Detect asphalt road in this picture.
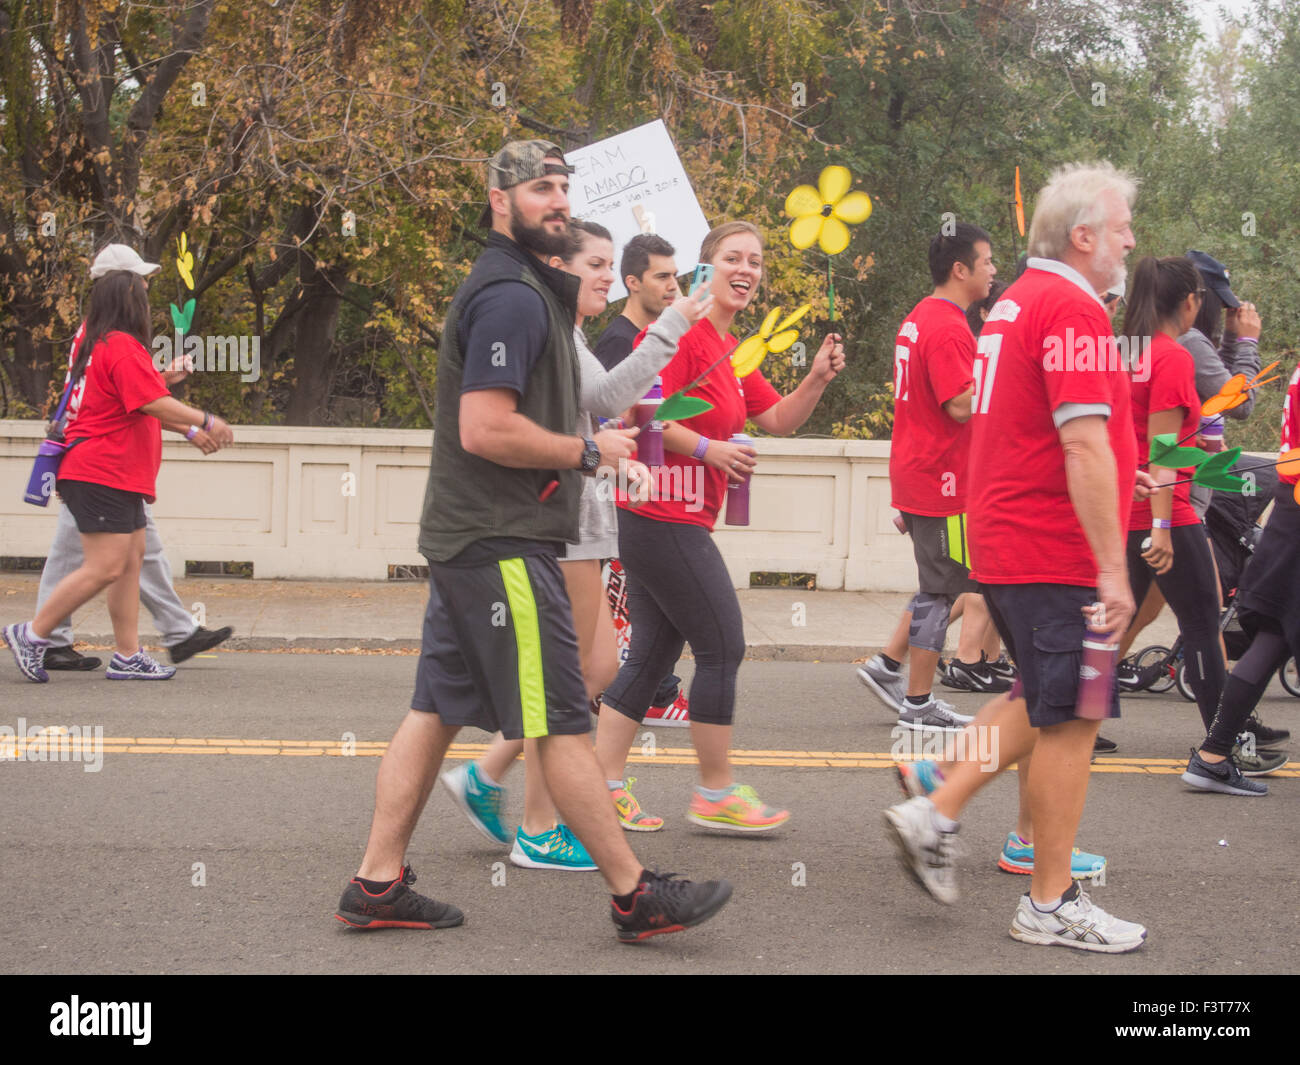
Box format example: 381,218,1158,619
1,653,1297,975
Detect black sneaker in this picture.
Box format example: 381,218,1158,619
1241,714,1289,749
44,646,103,671
1181,749,1266,796
611,870,732,943
984,653,1017,682
169,626,234,664
335,865,464,930
1093,735,1118,754
941,657,1012,693
1231,740,1288,777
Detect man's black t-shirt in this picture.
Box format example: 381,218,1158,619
592,314,641,371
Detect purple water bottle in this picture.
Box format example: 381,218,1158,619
724,432,753,526
1076,601,1118,720
634,377,664,466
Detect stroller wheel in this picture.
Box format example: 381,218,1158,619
1175,660,1197,702
1134,644,1177,694
1280,657,1300,698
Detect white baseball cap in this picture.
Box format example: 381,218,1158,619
90,243,161,279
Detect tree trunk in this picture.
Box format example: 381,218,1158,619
283,263,347,425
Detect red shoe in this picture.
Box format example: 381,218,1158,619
645,691,690,727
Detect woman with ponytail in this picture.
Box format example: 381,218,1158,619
1119,256,1226,740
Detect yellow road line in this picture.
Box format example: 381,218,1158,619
2,738,1296,776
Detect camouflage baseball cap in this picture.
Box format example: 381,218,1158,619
478,139,574,228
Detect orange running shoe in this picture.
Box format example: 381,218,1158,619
611,777,665,832
686,784,789,833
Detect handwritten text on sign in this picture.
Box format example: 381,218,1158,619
566,120,710,301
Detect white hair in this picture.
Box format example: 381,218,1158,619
1027,161,1139,260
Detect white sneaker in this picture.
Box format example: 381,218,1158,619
857,654,908,714
882,796,961,904
1009,884,1147,953
897,695,973,732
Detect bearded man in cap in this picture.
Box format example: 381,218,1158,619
335,141,732,943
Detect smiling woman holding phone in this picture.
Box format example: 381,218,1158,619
593,220,846,834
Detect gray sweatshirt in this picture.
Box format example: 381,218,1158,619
1177,326,1261,516
566,305,692,560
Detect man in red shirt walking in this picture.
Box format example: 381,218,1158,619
884,162,1153,952
859,224,1002,732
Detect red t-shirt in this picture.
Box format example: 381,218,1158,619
889,297,975,516
61,330,170,501
967,265,1137,586
620,318,781,530
1280,362,1300,487
1128,333,1200,529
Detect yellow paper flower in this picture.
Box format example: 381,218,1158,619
731,304,812,377
176,232,195,291
785,166,872,255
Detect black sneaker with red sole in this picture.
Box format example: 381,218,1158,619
335,865,464,930
611,870,732,943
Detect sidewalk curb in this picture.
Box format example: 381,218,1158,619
70,633,870,662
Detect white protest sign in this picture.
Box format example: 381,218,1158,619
566,119,711,302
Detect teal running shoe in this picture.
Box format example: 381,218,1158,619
997,832,1107,881
440,762,509,845
509,824,598,871
895,759,944,799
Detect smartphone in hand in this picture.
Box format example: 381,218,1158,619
690,264,714,296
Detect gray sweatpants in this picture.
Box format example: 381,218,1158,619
36,503,196,649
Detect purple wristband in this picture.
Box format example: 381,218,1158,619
186,425,199,441
693,436,710,460
203,411,214,431
1239,336,1258,344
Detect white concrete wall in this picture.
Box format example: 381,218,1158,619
0,420,917,590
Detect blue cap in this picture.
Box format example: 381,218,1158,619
1186,250,1240,308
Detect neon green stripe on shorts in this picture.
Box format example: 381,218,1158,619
498,557,548,738
946,512,970,569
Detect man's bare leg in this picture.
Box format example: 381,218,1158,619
357,711,461,882
885,610,911,663
1025,717,1100,904
930,693,1037,821
538,732,642,895
954,593,991,666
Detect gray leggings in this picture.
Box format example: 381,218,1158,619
601,508,745,726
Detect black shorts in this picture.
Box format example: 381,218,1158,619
57,479,147,534
411,552,590,740
981,582,1121,727
901,511,977,597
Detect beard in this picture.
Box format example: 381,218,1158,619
1094,246,1128,291
509,199,570,258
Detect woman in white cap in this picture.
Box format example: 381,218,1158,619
3,248,234,682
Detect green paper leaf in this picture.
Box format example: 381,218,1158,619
1148,432,1207,470
1193,467,1247,491
1198,447,1242,478
655,392,713,422
1188,447,1245,491
170,298,196,333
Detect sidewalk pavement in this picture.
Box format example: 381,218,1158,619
0,572,1181,663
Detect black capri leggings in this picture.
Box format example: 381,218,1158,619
601,508,745,726
1126,524,1225,731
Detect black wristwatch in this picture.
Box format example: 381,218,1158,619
578,436,600,473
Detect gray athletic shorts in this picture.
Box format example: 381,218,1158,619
901,511,978,597
412,552,591,740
